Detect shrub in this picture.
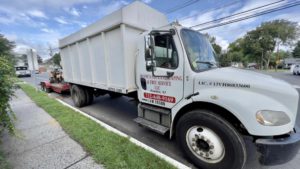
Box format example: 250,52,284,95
0,55,16,134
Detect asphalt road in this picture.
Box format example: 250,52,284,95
20,71,300,169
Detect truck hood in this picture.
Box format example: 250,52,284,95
194,67,299,116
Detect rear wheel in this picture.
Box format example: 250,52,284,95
84,88,94,106
71,85,86,107
176,109,246,169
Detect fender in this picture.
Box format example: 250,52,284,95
170,88,294,138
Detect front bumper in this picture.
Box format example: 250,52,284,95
256,129,300,165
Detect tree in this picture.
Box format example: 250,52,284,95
261,20,299,69
204,33,222,55
293,41,300,58
0,34,14,56
227,19,299,69
227,38,249,66
37,55,43,64
0,34,16,134
52,53,61,66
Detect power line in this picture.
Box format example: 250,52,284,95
164,0,200,14
190,0,286,28
179,0,240,22
196,1,300,31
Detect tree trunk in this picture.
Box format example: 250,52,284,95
275,42,281,72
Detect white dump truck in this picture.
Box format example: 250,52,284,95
60,2,300,169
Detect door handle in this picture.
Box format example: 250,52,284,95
166,71,174,77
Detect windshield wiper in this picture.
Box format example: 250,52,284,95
196,61,216,66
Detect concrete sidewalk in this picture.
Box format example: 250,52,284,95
0,89,104,169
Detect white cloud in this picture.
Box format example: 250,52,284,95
64,7,80,16
142,0,152,4
54,17,68,24
13,44,32,54
41,28,54,33
99,0,129,16
27,10,48,19
1,0,99,10
180,10,215,28
215,36,229,50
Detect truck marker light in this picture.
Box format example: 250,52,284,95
210,95,218,100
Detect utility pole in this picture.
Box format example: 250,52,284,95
48,45,53,58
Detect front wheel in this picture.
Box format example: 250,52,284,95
176,110,246,169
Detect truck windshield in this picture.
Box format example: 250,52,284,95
181,29,217,72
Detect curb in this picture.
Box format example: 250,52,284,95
56,99,191,169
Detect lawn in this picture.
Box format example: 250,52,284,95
20,84,175,169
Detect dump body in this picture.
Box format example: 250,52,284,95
59,1,168,94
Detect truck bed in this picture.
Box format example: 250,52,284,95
59,1,167,94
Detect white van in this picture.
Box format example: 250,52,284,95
15,66,31,77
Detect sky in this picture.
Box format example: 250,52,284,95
0,0,299,59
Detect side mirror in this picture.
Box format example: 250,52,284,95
146,60,156,71
145,35,156,72
145,36,153,60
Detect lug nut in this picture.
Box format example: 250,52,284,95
209,151,213,154
210,145,214,149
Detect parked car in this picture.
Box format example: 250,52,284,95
15,66,31,77
292,64,300,75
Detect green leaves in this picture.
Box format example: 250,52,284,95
293,41,300,58
227,19,299,69
0,34,16,135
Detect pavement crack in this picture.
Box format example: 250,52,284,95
14,135,68,156
63,154,89,169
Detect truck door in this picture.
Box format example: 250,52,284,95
139,30,184,109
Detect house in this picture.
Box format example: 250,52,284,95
283,58,300,69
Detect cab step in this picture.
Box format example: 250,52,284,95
134,117,169,135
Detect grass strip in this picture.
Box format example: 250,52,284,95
20,84,175,169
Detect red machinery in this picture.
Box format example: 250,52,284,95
40,68,70,93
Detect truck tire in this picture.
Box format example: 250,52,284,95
84,88,94,106
71,85,86,107
176,109,246,169
41,83,51,93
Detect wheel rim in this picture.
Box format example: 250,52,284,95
186,126,225,163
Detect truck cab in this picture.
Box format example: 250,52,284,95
135,23,300,169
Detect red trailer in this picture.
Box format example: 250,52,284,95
40,68,70,93
40,81,70,93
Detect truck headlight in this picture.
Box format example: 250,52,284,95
256,110,291,126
